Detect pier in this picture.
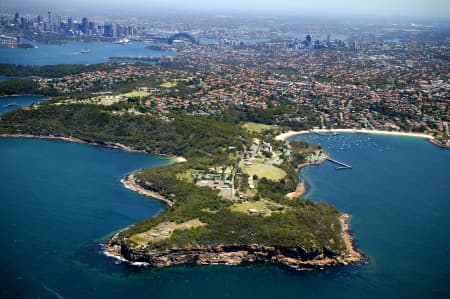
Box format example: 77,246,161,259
326,158,352,170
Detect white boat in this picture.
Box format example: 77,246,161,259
116,38,131,45
81,48,91,54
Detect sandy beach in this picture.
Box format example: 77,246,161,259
285,155,328,199
286,180,306,199
276,129,435,141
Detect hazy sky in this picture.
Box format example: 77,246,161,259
2,0,450,18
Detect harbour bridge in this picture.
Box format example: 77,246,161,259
167,32,197,44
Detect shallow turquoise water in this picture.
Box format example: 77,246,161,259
0,134,449,298
0,41,175,65
0,95,48,115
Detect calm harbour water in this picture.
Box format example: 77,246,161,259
0,41,175,65
0,95,48,115
0,134,448,298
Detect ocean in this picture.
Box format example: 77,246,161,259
0,134,448,298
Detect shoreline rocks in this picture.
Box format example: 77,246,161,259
104,214,364,270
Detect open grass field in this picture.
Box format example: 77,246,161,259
230,199,271,215
121,91,151,98
130,219,206,245
230,199,287,216
243,164,286,181
160,81,177,88
242,122,274,133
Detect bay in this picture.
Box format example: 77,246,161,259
291,133,450,298
0,95,48,115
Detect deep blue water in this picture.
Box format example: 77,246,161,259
0,134,448,298
0,95,48,115
0,138,169,298
0,76,10,82
292,133,450,298
0,41,176,65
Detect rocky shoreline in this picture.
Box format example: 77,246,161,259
104,213,363,270
122,173,174,206
428,138,450,149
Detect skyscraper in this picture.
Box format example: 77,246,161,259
103,22,113,38
67,17,73,31
14,12,20,24
81,17,88,34
89,21,96,35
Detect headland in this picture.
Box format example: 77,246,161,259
0,94,363,271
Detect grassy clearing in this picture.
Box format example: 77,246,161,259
176,170,193,183
121,91,151,98
243,164,286,181
230,199,286,216
242,122,274,133
160,81,177,88
130,219,206,245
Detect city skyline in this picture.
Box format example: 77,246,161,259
1,0,450,18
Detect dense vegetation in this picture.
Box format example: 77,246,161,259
0,78,59,96
119,164,344,252
221,106,320,130
0,102,248,163
290,140,322,166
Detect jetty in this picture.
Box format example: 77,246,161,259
326,158,352,170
